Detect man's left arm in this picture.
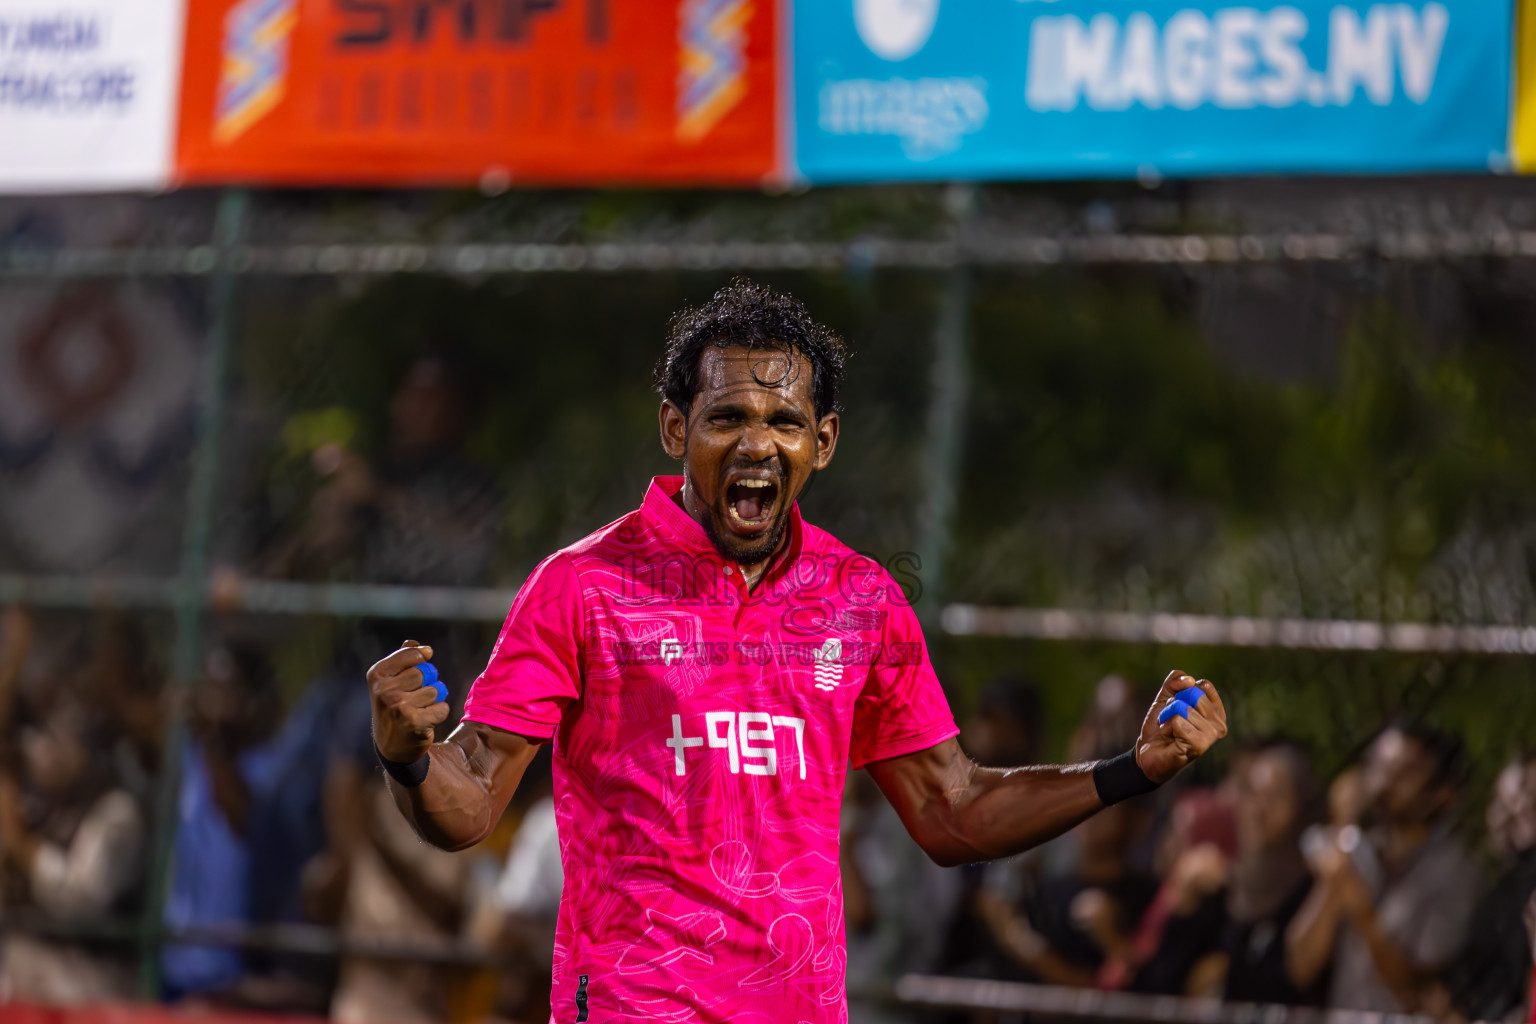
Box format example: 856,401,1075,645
866,671,1227,867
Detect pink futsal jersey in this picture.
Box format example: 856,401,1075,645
463,476,958,1024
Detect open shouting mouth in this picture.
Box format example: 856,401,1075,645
722,469,781,536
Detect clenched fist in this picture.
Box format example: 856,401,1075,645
1135,670,1228,784
367,640,449,763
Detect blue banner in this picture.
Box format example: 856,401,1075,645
792,0,1511,182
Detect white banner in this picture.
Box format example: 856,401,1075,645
0,1,184,192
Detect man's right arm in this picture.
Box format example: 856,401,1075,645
368,641,542,851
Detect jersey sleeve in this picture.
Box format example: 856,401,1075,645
849,591,958,768
463,552,585,739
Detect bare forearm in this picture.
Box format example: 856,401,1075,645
950,763,1105,862
1285,882,1343,990
872,675,1227,869
1353,911,1423,1009
873,747,1104,867
386,720,540,852
388,733,506,851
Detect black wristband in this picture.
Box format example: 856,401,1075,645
1092,749,1159,806
375,744,430,788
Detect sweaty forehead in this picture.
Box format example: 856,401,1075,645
695,346,815,409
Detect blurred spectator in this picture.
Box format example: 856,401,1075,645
471,751,562,957
843,769,964,1024
305,761,471,1024
220,352,504,1012
1095,788,1235,994
1288,722,1479,1013
962,674,1043,769
0,605,27,728
252,349,502,827
1526,897,1536,1024
1067,674,1144,765
1421,753,1536,1022
1189,741,1324,1004
75,612,164,794
229,652,377,1014
975,795,1156,987
969,674,1155,987
160,641,285,1001
936,675,1044,983
244,654,374,933
267,354,500,589
1041,674,1151,880
844,677,1042,1019
1293,766,1373,920
465,748,563,1023
1326,766,1367,834
0,607,145,1003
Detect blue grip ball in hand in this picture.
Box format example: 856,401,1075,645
418,661,448,704
1157,685,1206,725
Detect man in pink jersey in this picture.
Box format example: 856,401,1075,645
366,279,1228,1023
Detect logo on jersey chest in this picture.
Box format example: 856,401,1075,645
659,637,684,665
812,638,843,692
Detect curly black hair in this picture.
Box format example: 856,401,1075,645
653,277,848,421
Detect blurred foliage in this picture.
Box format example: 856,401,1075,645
947,263,1536,807
234,269,947,579
218,191,1536,811
957,266,1536,626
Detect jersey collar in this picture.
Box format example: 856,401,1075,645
641,475,805,580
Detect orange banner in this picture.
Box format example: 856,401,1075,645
176,0,778,187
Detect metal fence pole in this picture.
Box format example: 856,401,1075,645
914,186,975,620
138,188,250,997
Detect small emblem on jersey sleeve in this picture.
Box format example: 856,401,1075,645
575,973,589,1022
812,638,843,692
